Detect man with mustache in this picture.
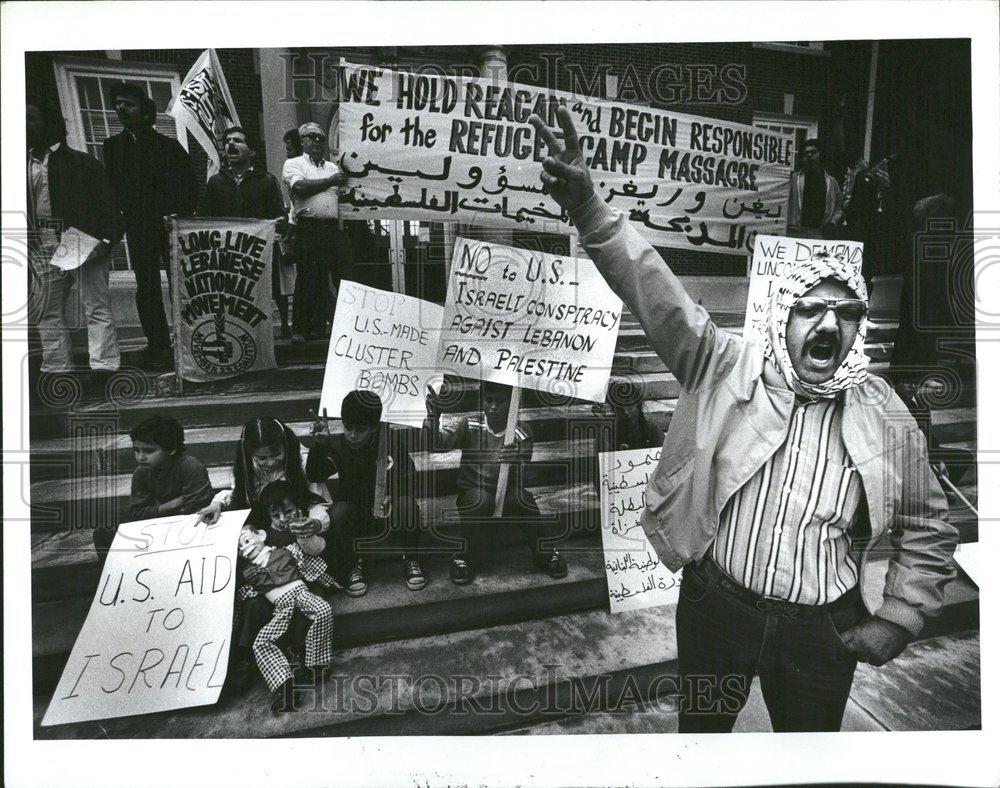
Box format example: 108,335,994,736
201,127,290,337
529,108,957,733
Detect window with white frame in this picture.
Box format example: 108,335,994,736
753,113,818,171
53,57,186,163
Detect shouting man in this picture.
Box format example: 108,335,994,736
529,108,957,733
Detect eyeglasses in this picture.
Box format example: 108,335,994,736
790,297,868,324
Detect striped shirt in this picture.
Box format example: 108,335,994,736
712,397,863,605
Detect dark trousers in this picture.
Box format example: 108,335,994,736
327,495,421,582
676,558,865,733
293,219,351,337
454,486,559,564
126,224,171,352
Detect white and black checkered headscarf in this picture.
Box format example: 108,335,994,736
762,254,869,399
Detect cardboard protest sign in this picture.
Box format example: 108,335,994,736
335,61,793,256
598,448,680,613
170,217,278,382
744,235,864,345
320,281,444,427
437,238,621,403
168,48,241,176
42,511,247,727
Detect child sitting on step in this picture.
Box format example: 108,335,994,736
93,415,214,565
228,479,334,692
307,390,426,596
424,380,567,586
238,521,335,715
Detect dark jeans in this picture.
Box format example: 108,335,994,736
454,486,560,564
327,495,421,582
293,219,352,337
676,558,865,733
126,223,171,352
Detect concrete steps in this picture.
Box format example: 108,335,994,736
33,558,979,738
30,482,601,603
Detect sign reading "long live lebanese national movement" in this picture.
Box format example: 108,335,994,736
335,61,794,255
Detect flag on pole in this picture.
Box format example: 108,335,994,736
168,49,241,177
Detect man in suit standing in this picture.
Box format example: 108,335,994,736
26,103,122,386
103,83,197,369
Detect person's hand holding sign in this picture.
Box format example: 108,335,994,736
528,107,595,212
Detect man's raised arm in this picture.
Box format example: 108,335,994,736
528,108,741,393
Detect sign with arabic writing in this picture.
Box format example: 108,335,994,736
169,216,278,383
335,61,793,256
320,281,444,427
744,235,864,345
598,448,680,613
42,511,247,727
438,238,621,403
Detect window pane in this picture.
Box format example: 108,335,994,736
149,81,172,111
76,75,102,111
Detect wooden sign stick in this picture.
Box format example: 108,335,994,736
493,385,522,518
372,419,389,519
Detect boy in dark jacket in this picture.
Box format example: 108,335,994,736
424,380,567,585
92,415,213,562
307,391,426,595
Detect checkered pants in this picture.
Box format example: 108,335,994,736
253,585,333,692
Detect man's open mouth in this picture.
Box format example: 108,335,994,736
807,337,837,364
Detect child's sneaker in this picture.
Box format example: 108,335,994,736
403,556,427,590
450,556,474,585
540,550,568,579
347,559,368,597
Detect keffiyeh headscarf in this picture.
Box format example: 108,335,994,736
762,253,869,399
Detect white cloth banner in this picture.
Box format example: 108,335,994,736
320,281,444,427
744,235,865,346
168,48,241,177
42,511,247,727
170,216,278,383
336,61,793,255
598,448,680,613
437,238,621,403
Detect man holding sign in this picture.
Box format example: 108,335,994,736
529,108,957,733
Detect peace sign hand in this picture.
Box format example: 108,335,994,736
528,106,594,212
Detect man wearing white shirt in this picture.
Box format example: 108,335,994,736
281,122,349,340
26,103,121,383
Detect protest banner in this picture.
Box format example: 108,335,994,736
744,235,864,345
437,238,621,404
598,448,680,613
170,216,278,383
320,281,444,427
335,61,793,256
41,511,248,727
168,48,241,176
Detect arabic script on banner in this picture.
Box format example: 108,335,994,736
598,448,680,613
335,61,793,255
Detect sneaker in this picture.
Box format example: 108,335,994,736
541,550,568,579
404,556,427,591
450,557,474,585
291,333,306,345
347,559,368,597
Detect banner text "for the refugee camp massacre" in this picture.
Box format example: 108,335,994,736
336,63,794,255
